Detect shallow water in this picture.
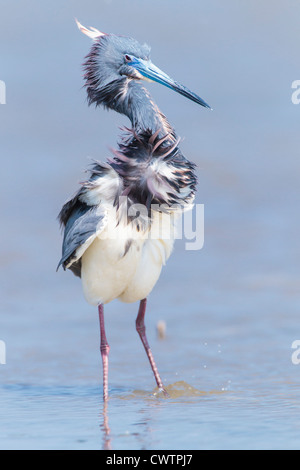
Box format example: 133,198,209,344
1,0,300,450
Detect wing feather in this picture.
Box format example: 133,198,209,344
57,200,107,277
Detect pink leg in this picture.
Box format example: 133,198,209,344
98,304,110,401
136,298,169,397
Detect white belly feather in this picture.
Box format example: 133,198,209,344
81,209,175,306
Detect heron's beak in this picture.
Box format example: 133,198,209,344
130,57,211,109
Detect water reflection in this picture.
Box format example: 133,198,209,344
98,381,227,449
100,402,112,450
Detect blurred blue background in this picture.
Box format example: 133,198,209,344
1,0,300,450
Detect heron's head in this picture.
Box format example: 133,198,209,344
77,19,210,109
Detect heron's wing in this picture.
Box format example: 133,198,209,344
57,201,107,277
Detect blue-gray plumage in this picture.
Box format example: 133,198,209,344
58,20,211,400
58,199,107,278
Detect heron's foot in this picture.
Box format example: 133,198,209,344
158,386,170,398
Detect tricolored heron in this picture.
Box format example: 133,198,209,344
57,20,210,400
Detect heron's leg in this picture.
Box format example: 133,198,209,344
136,298,169,397
98,304,110,401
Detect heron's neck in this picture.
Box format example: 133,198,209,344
105,79,176,142
127,81,174,136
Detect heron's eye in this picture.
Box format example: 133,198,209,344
125,54,133,63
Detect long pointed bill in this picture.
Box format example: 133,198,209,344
129,57,211,109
